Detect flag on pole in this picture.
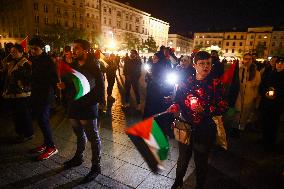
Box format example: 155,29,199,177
125,116,169,173
20,36,28,52
57,60,91,100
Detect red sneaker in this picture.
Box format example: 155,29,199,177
37,147,58,161
30,145,46,153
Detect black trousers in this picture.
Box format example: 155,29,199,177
125,75,140,104
106,72,116,97
9,97,33,137
260,109,281,147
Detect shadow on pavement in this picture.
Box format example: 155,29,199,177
2,166,66,189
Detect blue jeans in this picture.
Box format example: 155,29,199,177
33,105,55,148
69,119,101,168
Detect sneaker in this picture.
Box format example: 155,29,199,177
30,145,46,153
37,147,58,161
63,156,84,168
80,167,101,183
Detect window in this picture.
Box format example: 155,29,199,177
225,49,228,53
56,7,61,14
104,7,107,12
240,42,243,46
117,20,121,28
279,42,282,47
44,16,48,25
250,35,254,39
108,19,111,25
56,19,61,25
232,49,235,53
136,17,139,23
232,42,235,46
241,35,244,39
226,42,229,46
34,15,39,23
250,41,253,46
80,2,83,7
129,24,132,31
239,49,242,53
273,36,277,39
272,42,275,46
125,23,128,30
34,3,38,10
227,35,230,39
234,35,236,39
87,13,89,17
103,17,106,24
72,1,75,5
117,11,121,17
135,25,139,32
109,8,111,14
44,4,48,12
258,35,261,39
126,14,128,20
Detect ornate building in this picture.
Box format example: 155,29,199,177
168,34,193,56
0,0,169,53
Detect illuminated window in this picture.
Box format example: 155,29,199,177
34,3,38,10
232,42,235,46
240,42,243,46
232,49,235,53
44,4,48,12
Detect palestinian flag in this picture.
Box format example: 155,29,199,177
125,117,169,173
20,36,28,52
57,59,91,100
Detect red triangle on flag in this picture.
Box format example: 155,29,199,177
125,117,154,140
20,37,28,52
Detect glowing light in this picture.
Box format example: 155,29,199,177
45,45,50,52
144,63,151,73
166,72,178,85
108,40,116,49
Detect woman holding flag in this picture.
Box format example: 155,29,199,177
168,51,228,189
57,39,105,183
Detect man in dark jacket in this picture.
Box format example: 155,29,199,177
29,36,58,160
57,39,104,183
210,50,224,78
122,49,142,109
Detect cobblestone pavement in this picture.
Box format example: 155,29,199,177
0,69,284,189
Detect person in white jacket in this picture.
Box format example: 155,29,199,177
235,53,261,130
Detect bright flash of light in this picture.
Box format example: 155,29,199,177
144,64,151,73
109,41,116,49
166,72,178,85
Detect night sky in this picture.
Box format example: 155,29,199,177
117,0,284,35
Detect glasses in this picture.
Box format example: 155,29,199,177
197,62,211,67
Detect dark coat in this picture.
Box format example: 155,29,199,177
30,52,57,106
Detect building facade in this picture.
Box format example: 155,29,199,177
193,26,283,59
168,34,193,56
148,17,169,48
222,32,247,58
193,32,224,49
100,0,150,52
0,0,169,53
0,0,101,49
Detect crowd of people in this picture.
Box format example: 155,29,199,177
0,36,284,188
